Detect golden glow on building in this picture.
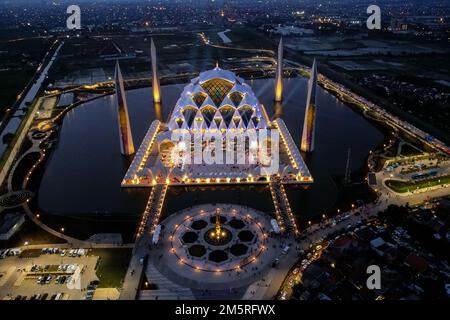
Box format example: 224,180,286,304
275,77,283,102
151,38,161,103
301,59,318,153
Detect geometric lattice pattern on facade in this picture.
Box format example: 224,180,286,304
200,78,233,106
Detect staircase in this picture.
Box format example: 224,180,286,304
138,263,194,300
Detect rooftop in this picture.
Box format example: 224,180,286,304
0,213,25,235
167,66,268,131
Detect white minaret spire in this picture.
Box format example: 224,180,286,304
114,61,135,155
274,37,283,102
301,58,318,153
151,37,161,103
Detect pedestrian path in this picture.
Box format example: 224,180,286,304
139,263,194,300
270,178,299,235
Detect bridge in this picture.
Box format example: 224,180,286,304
269,176,299,236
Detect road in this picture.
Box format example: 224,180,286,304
118,240,147,300
319,75,450,156
274,180,449,300
0,40,64,157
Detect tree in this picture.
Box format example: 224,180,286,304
377,204,408,226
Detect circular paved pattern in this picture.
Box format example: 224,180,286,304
30,131,47,140
152,203,281,289
170,208,266,272
0,190,33,209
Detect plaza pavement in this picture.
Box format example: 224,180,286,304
119,239,147,300
150,204,280,291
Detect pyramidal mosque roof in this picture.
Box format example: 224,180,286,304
167,66,268,131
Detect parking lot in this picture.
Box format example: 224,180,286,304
0,248,100,300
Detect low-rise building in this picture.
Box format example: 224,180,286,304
0,213,25,240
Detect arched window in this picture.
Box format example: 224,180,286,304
200,105,216,127
181,105,198,128
238,105,254,126
192,92,207,107
229,91,243,106
219,105,235,127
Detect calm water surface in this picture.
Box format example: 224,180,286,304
38,77,384,220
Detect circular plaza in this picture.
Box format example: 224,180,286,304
0,190,34,210
151,204,281,289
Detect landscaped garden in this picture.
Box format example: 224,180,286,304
385,175,450,193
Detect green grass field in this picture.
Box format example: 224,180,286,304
90,249,132,288
386,175,450,193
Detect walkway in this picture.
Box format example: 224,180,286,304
217,30,232,44
199,32,274,56
270,177,299,235
120,184,168,300
7,130,50,191
136,184,168,238
242,233,298,300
